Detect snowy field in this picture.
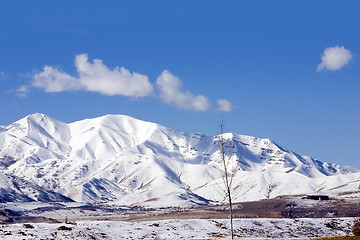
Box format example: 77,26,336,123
0,217,356,239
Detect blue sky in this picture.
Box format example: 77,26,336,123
0,1,359,168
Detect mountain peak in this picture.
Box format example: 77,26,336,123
15,112,53,124
0,113,359,206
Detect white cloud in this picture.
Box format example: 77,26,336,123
33,66,82,92
32,54,153,98
0,72,6,80
75,54,153,97
28,54,233,112
155,70,212,111
13,85,30,98
0,71,11,81
217,99,233,112
317,46,352,71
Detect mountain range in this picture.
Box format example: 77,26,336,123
0,113,359,207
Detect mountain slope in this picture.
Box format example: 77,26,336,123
0,113,359,206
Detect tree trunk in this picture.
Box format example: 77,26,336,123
228,190,234,239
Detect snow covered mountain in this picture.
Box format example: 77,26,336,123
0,113,359,206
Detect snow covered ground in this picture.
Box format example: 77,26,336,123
0,217,356,239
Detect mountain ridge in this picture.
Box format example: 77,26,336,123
0,113,359,207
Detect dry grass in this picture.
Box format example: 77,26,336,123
312,237,360,240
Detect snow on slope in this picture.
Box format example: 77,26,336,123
0,113,359,206
0,171,72,202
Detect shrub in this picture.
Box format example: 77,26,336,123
23,223,34,229
57,225,72,231
353,218,360,237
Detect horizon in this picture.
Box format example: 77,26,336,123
0,1,359,168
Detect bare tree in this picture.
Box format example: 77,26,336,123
217,120,241,240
